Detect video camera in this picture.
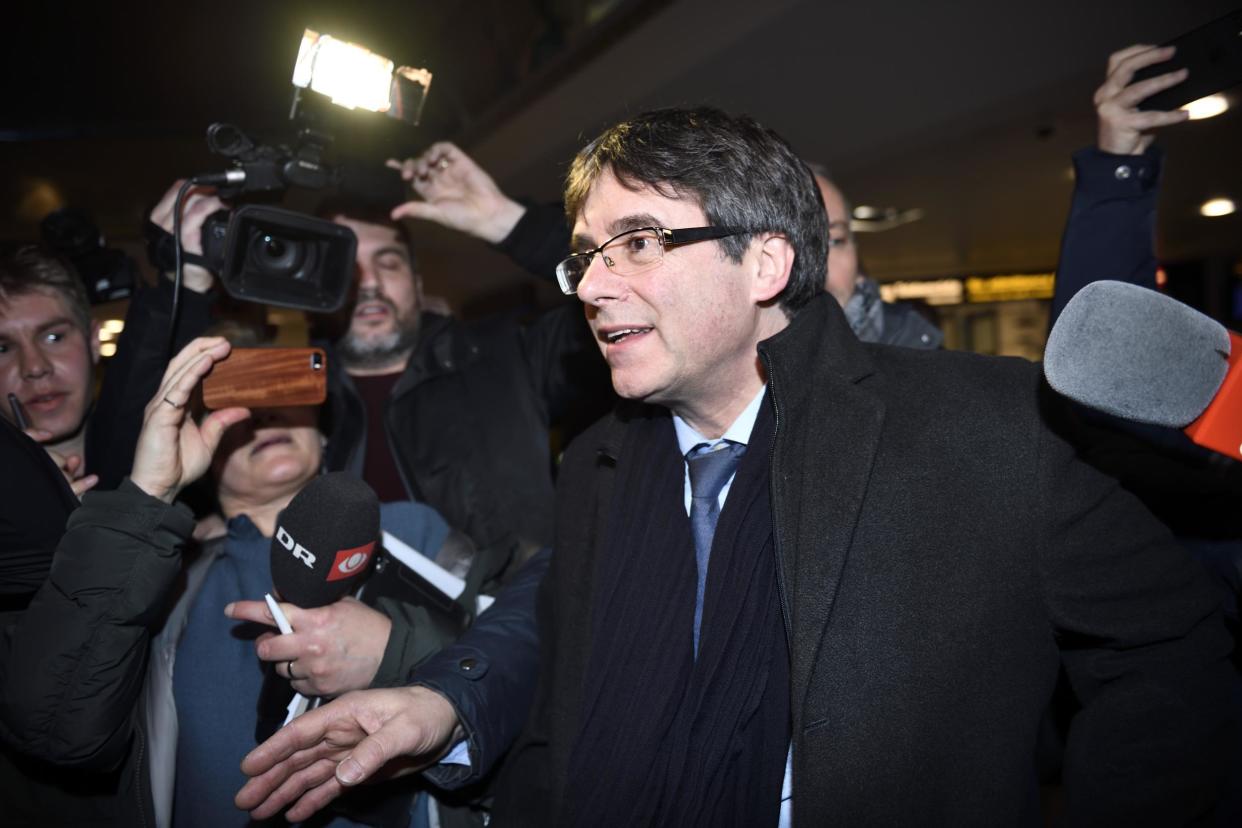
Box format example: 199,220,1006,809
150,29,431,313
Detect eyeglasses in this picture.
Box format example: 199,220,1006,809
555,226,745,295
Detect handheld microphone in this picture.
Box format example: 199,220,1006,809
257,472,380,741
269,472,381,606
1044,280,1242,459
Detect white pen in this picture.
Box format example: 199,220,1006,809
264,592,294,634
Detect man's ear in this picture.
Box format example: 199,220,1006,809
751,233,794,304
89,320,102,365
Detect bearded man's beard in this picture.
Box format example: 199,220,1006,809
338,295,420,371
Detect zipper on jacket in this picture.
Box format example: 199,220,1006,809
135,723,151,828
760,348,794,650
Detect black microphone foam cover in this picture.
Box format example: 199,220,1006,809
270,472,380,608
1044,281,1231,427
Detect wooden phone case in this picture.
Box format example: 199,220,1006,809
202,348,327,409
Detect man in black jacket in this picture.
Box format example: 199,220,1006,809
238,106,1234,827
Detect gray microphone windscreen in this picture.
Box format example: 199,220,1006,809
1044,281,1231,427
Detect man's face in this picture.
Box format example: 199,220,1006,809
0,290,99,441
573,170,766,414
333,216,422,367
816,174,859,307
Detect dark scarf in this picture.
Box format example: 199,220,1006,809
564,402,790,826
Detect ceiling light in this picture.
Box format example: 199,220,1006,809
1181,94,1228,121
100,342,117,358
101,319,124,334
850,207,924,233
1200,198,1236,218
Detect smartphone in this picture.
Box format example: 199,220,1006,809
1135,9,1242,111
202,348,327,410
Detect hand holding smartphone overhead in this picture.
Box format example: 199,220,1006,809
202,348,327,410
1133,9,1242,111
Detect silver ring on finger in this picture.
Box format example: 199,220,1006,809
286,660,299,681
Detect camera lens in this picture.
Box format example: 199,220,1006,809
248,231,310,279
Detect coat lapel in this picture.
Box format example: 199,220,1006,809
761,295,886,717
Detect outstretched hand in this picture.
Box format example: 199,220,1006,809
1095,45,1190,156
129,337,250,503
225,596,393,697
235,686,462,822
387,142,526,244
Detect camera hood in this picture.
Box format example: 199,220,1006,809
216,205,357,312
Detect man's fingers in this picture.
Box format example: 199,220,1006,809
1099,45,1173,103
248,757,342,821
1128,108,1192,131
1114,67,1188,109
197,407,251,455
241,701,336,776
237,748,332,817
225,598,277,625
283,773,348,823
154,341,231,413
1106,43,1158,76
154,337,230,406
255,632,310,665
391,200,440,223
71,475,99,498
150,179,189,227
337,724,404,785
62,453,83,477
385,157,417,180
1108,44,1173,88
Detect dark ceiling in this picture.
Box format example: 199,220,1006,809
3,0,1239,307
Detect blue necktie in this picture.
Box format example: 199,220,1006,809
687,440,747,655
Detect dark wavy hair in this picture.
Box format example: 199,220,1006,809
565,107,826,314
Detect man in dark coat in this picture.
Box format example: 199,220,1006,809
236,107,1233,826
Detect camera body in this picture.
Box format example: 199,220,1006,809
193,120,368,312
200,205,357,312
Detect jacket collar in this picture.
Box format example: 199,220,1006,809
391,312,480,398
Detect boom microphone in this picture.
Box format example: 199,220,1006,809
1044,280,1242,459
270,471,381,607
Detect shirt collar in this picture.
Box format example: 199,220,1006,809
672,384,767,457
226,513,264,541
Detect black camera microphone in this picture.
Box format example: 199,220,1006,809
1044,280,1241,460
256,472,380,741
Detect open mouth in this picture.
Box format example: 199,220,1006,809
25,392,67,413
353,301,392,320
603,327,653,345
251,434,293,456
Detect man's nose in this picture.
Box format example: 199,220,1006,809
19,345,51,379
355,259,378,291
576,255,626,306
